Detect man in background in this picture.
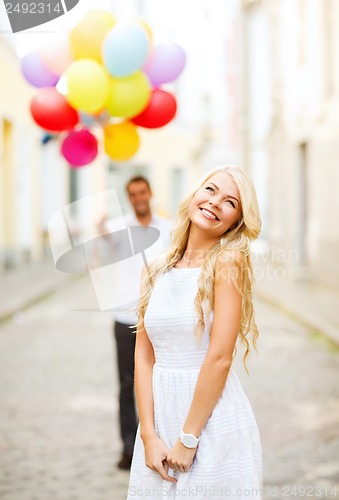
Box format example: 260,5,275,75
97,176,172,469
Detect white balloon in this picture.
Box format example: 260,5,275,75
40,34,73,76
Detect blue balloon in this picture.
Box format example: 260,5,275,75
102,24,149,78
79,112,96,127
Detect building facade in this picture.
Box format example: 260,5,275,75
242,0,339,287
0,31,73,271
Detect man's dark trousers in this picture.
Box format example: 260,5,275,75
114,320,138,455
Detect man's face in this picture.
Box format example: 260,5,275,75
127,181,152,216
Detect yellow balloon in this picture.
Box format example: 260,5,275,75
83,9,115,24
70,10,116,62
133,17,153,43
66,59,110,114
104,122,140,161
106,71,151,118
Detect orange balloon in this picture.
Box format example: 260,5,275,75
104,122,140,161
70,10,116,62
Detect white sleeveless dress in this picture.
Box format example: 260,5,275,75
126,267,263,500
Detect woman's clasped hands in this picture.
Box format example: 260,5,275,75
143,434,197,481
165,438,197,474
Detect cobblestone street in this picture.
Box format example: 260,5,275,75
0,274,338,500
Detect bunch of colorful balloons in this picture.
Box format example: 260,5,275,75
21,10,186,167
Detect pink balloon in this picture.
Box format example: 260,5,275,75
61,128,98,167
40,35,73,76
143,42,186,86
21,50,59,88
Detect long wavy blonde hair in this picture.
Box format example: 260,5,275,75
131,165,262,374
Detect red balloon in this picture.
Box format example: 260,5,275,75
30,87,79,132
61,128,98,167
131,89,177,128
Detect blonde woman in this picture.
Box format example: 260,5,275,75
126,165,263,499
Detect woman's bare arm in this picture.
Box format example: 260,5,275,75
134,266,157,441
134,266,177,482
181,252,243,437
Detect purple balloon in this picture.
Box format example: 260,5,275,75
143,42,186,86
21,50,59,88
61,128,98,168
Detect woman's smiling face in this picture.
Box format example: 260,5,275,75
188,171,242,236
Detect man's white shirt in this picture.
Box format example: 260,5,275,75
101,212,173,325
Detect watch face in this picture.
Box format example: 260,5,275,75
183,435,197,448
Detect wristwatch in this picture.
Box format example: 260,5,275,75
180,428,200,448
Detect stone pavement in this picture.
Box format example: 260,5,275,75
0,261,338,500
253,258,339,347
0,257,75,323
1,255,339,347
0,273,129,500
